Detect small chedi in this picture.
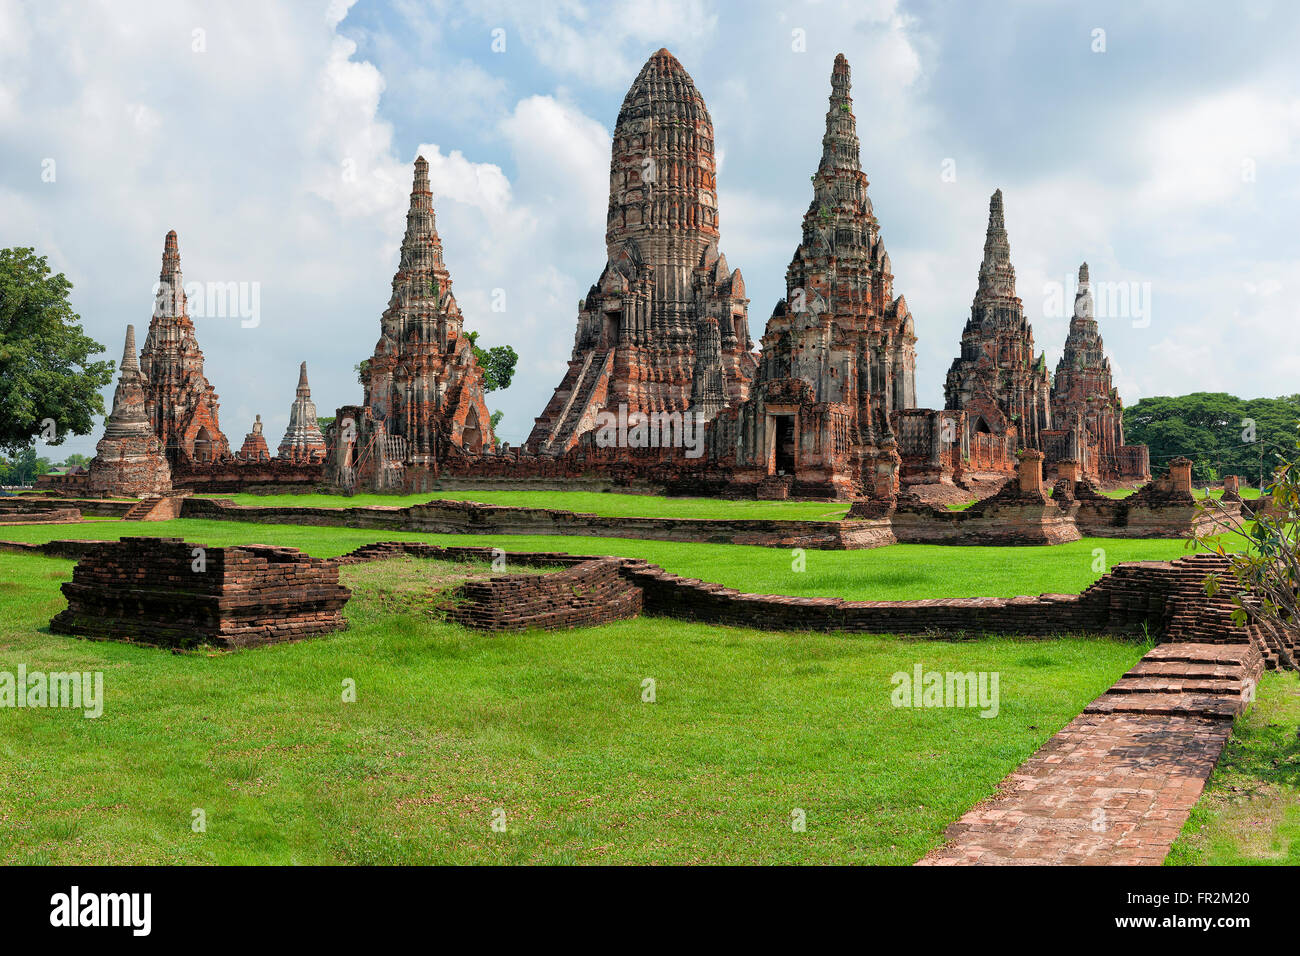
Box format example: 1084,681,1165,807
87,325,172,497
140,230,231,465
712,54,917,500
237,415,271,461
277,362,327,461
525,48,756,456
327,156,496,492
943,189,1052,457
1048,263,1149,482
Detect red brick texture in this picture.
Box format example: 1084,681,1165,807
443,558,643,632
49,537,350,649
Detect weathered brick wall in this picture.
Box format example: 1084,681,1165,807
50,537,350,649
184,495,895,550
0,502,81,522
443,558,643,632
171,458,325,493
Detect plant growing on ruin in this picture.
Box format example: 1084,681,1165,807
1196,428,1300,653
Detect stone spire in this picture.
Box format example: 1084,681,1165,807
139,230,231,465
818,53,862,175
976,189,1017,303
102,325,153,438
278,362,327,461
88,325,172,496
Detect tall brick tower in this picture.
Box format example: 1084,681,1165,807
1050,262,1127,478
526,48,756,455
944,190,1051,449
139,230,231,466
88,325,172,497
277,362,327,462
715,53,917,498
327,157,496,492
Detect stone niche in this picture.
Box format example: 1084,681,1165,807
50,537,350,649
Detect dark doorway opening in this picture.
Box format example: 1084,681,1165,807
774,416,796,475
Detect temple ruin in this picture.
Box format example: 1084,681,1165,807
278,362,327,462
709,54,916,499
140,230,231,466
87,324,172,497
525,48,756,456
944,189,1052,456
327,156,497,492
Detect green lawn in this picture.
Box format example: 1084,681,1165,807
203,490,851,521
0,549,1144,864
1167,672,1300,865
0,517,1201,601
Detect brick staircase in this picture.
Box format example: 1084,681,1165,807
122,491,190,521
1084,642,1263,721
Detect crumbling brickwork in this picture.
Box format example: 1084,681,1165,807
50,537,350,649
711,55,916,500
443,558,644,631
326,157,496,492
139,230,231,466
944,190,1052,452
526,48,756,456
87,325,173,498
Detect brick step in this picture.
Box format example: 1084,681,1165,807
1126,661,1247,679
1144,643,1257,665
1109,677,1248,696
1084,692,1245,720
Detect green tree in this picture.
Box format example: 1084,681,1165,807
1124,392,1300,484
464,331,518,392
58,452,90,469
0,247,114,454
4,445,52,485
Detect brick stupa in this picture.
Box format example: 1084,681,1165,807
525,48,756,455
88,324,173,497
715,54,917,498
944,190,1052,449
140,230,231,466
277,362,327,461
326,157,496,492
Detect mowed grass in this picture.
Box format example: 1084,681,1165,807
0,550,1144,865
1167,672,1300,866
204,489,851,521
0,517,1203,600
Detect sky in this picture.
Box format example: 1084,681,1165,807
3,0,1298,459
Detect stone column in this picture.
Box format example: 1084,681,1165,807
1057,458,1080,484
1168,456,1193,494
1017,449,1045,495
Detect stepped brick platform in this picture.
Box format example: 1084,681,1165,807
50,537,350,649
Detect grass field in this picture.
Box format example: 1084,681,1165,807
204,490,852,521
0,517,1203,600
0,548,1145,864
1167,672,1300,866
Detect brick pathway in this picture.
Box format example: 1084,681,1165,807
918,643,1262,866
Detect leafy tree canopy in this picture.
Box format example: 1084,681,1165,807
0,248,114,454
1124,392,1300,484
464,331,518,393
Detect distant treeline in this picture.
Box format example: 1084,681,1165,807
1123,392,1300,484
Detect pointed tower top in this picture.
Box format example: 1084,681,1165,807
121,324,139,372
819,53,861,175
975,189,1016,303
1079,261,1090,284
296,361,311,396
1073,261,1095,322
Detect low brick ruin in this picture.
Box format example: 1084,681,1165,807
50,537,350,649
0,500,81,525
443,558,644,632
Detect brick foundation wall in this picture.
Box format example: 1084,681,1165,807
443,558,643,632
49,537,350,649
0,501,82,525
183,495,895,550
171,458,325,493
